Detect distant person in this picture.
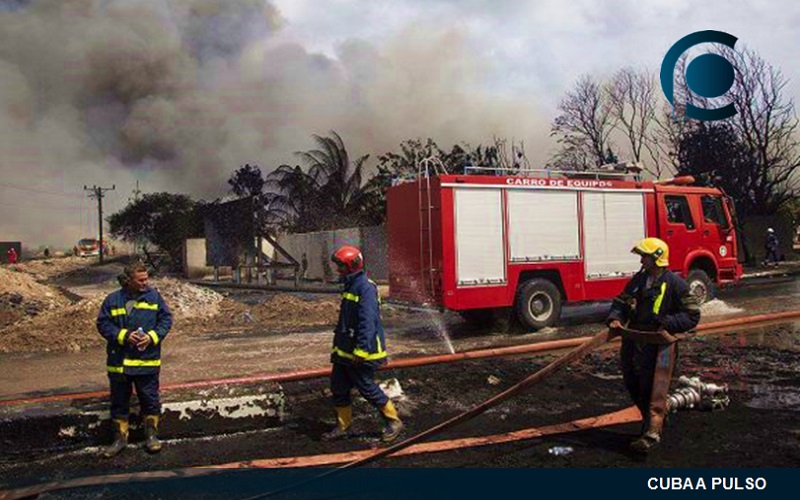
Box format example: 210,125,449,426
607,238,700,453
764,228,779,267
43,247,50,258
6,247,17,264
96,262,173,458
111,245,116,256
301,252,308,280
322,245,403,443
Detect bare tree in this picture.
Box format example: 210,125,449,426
721,46,800,215
608,68,658,163
550,75,615,169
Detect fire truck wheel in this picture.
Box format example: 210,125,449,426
686,269,715,304
516,279,562,330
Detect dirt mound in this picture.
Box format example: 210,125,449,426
0,296,106,353
8,256,96,281
0,267,70,305
216,295,339,328
0,267,71,330
0,286,338,353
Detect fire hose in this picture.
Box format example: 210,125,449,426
245,313,798,499
3,310,798,408
0,311,796,499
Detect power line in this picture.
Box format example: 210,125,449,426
0,200,84,211
0,182,84,199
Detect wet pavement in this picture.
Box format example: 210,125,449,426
1,319,799,495
0,276,797,400
0,277,798,494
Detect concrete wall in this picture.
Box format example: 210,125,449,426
742,214,795,263
184,238,214,279
277,225,388,281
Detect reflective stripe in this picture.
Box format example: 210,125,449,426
332,346,387,361
376,336,382,353
122,358,161,367
107,366,124,374
110,308,127,317
134,302,158,311
117,329,128,346
341,292,360,303
147,330,160,346
652,282,667,315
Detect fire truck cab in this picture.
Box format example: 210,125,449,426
387,168,742,330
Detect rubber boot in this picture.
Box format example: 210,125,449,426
102,419,129,458
144,415,162,454
379,400,403,443
322,406,352,441
631,344,675,454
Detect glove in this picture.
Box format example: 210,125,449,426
608,320,623,339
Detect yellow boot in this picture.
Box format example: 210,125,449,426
322,406,352,441
380,400,404,443
144,415,162,454
102,419,129,458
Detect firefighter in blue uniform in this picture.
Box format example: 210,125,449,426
322,245,403,443
607,238,700,453
96,262,173,457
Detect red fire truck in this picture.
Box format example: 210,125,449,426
387,168,742,330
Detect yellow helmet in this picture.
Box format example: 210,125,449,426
632,237,669,267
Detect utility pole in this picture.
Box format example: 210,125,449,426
84,184,115,264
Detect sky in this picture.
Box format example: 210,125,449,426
1,0,799,248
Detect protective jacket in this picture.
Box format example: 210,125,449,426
607,269,700,333
331,271,387,367
96,287,173,376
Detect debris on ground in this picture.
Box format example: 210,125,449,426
150,278,224,320
487,375,502,386
379,378,405,400
548,446,574,456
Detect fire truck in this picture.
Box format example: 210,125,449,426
387,165,742,330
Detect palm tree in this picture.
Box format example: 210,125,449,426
267,131,376,232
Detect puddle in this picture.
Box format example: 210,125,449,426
745,384,800,411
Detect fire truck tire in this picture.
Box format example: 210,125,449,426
515,279,562,330
686,269,715,304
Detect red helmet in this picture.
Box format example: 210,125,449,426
331,245,363,275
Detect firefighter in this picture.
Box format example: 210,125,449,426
764,228,779,267
607,237,700,453
96,262,173,458
6,247,17,264
322,245,403,443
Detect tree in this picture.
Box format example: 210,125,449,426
677,122,754,211
722,46,800,215
266,131,376,232
607,68,669,177
108,193,204,270
228,163,288,235
228,163,266,198
550,75,615,169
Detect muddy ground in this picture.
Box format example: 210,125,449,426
1,320,798,494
